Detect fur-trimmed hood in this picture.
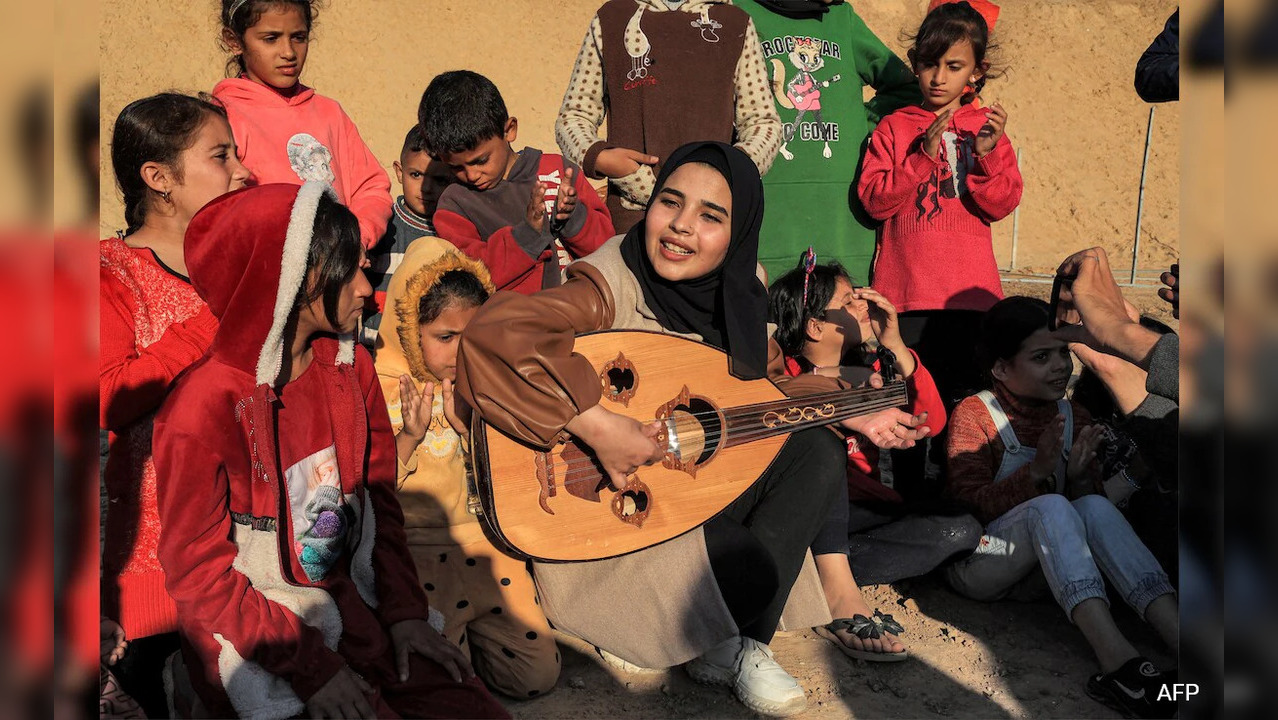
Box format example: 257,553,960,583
185,182,355,385
373,237,494,386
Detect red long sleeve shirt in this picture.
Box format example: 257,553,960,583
99,238,217,639
857,103,1022,313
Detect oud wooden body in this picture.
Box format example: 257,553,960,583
472,331,792,562
472,330,908,563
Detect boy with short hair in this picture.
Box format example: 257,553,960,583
420,70,613,295
363,125,454,343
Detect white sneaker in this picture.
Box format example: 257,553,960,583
685,635,741,686
686,636,807,717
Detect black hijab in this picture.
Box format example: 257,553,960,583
618,141,769,380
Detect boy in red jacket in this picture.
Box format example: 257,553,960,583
420,71,613,294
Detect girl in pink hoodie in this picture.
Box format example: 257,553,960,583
857,0,1022,416
214,0,391,248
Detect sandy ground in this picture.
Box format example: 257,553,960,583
98,2,1180,716
502,577,1172,720
493,282,1177,720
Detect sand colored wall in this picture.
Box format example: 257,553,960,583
100,0,1177,273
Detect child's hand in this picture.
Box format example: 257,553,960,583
1066,424,1104,490
594,147,659,179
526,181,549,233
563,405,665,491
100,617,127,666
441,378,472,440
1029,414,1066,484
1158,262,1178,319
399,375,429,442
974,102,1008,157
551,167,579,231
853,287,915,376
305,665,377,719
841,409,930,449
389,618,474,683
922,108,953,158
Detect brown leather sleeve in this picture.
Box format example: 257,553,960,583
456,262,616,449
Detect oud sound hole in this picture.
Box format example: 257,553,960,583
670,397,722,466
606,368,635,399
618,490,648,516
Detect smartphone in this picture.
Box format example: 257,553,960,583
1047,272,1076,332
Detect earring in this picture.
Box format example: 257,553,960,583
160,190,172,203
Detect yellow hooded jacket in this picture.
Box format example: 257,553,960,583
374,237,495,546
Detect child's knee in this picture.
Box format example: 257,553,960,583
1024,493,1076,521
942,514,985,556
486,649,560,699
1022,493,1088,537
473,632,561,699
1071,493,1122,526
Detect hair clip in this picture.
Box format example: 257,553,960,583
228,0,252,20
801,246,817,307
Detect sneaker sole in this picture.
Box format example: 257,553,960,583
734,683,807,718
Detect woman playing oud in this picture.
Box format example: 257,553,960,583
457,141,928,717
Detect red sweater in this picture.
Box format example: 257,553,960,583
946,384,1094,525
784,350,947,504
99,238,218,639
433,148,613,295
857,103,1022,313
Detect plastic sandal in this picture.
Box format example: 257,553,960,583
815,610,908,663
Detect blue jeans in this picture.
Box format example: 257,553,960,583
946,494,1174,619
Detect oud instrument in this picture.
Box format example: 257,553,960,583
471,330,907,562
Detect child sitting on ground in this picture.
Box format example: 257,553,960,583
363,126,455,344
420,70,613,295
153,183,507,719
769,252,981,662
374,238,560,699
213,0,392,248
945,296,1178,720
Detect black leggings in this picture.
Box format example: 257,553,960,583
704,428,845,644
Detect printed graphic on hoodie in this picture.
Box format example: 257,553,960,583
762,35,842,160
917,128,976,221
284,444,354,581
287,133,337,185
622,4,725,90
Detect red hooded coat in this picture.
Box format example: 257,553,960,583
152,183,504,719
